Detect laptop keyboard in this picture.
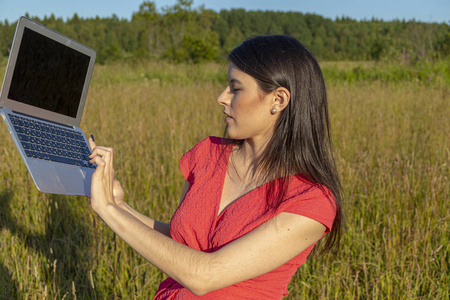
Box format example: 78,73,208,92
8,113,96,169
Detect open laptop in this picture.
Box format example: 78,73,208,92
0,16,96,197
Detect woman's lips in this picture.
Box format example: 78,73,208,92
223,112,232,122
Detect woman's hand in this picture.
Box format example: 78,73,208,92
88,137,124,214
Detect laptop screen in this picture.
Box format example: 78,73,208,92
7,27,90,118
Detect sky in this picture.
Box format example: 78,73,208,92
0,0,448,24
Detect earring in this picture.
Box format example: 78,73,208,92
271,108,277,114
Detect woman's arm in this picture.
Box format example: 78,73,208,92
113,181,190,237
89,141,325,296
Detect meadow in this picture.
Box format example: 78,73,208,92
0,59,448,299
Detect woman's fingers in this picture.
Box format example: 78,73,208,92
88,135,97,152
90,155,107,185
90,144,115,189
90,155,106,169
90,145,111,160
88,136,123,211
87,135,114,178
91,147,114,179
88,136,121,208
90,153,115,205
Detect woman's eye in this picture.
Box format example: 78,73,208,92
230,87,240,93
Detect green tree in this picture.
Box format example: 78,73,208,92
223,26,245,54
434,28,450,58
132,1,162,56
1,2,449,64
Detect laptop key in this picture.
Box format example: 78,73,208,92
18,134,28,141
14,125,24,133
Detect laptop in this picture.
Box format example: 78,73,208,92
0,16,96,197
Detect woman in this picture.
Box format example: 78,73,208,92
89,35,344,299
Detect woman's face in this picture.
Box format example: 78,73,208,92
217,63,277,142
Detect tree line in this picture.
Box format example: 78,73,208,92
0,0,448,64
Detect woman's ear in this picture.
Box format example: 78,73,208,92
272,87,291,112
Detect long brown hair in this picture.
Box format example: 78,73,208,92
228,35,344,254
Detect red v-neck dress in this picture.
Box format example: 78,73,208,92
154,137,336,299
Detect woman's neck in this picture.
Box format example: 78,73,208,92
231,136,271,181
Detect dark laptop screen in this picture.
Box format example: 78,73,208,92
7,27,90,118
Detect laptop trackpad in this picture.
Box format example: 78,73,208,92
55,165,90,196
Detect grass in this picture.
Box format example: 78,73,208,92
320,59,450,86
290,81,449,299
0,60,449,299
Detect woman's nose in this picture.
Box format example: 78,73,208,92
216,86,230,106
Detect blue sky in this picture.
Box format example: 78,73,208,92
0,0,448,23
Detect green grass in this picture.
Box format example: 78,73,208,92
320,59,450,86
0,60,448,299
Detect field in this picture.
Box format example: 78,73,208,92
0,60,449,299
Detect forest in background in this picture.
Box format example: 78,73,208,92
0,0,449,64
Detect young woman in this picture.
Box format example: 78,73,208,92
88,35,344,299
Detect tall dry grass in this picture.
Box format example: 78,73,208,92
0,61,448,299
290,81,449,299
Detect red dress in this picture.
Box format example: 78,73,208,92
154,137,336,299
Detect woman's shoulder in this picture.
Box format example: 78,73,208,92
289,175,333,197
201,136,233,147
180,137,232,179
189,136,233,154
277,175,336,232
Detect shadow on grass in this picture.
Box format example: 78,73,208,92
0,189,101,298
0,190,17,299
0,263,17,299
